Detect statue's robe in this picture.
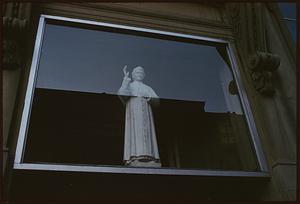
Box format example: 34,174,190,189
118,78,161,167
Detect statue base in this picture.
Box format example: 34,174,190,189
125,156,161,168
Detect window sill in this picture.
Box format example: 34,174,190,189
14,163,270,178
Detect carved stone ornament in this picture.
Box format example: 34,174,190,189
248,51,280,96
3,2,31,70
3,16,28,70
228,4,241,42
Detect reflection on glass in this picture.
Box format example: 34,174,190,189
24,22,258,171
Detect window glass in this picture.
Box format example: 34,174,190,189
23,21,259,171
278,3,296,42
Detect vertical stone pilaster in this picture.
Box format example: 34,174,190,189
226,3,296,200
2,2,31,173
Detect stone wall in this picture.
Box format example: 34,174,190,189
3,2,296,201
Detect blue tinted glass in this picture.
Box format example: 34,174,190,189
37,24,241,113
278,3,296,42
284,20,297,42
278,3,296,19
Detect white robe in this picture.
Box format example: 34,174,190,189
118,78,160,166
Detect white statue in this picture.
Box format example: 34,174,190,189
118,65,161,167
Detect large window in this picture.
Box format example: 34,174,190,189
14,15,268,176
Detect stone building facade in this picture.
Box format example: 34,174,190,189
2,2,296,201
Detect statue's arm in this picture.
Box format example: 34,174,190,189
118,65,131,96
118,77,131,105
118,77,131,96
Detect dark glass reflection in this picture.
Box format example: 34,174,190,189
24,22,258,171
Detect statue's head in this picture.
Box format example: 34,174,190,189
132,66,145,81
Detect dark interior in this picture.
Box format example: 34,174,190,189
23,88,257,171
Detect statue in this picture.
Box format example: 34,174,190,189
118,65,161,167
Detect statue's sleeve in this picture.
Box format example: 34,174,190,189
118,77,131,96
149,87,159,98
147,87,159,106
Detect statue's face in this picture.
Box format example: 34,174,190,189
132,67,145,81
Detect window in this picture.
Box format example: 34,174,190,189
14,15,268,177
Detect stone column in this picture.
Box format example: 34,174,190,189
226,3,296,200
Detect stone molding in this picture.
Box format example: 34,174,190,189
271,160,296,169
3,3,31,70
39,3,233,40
